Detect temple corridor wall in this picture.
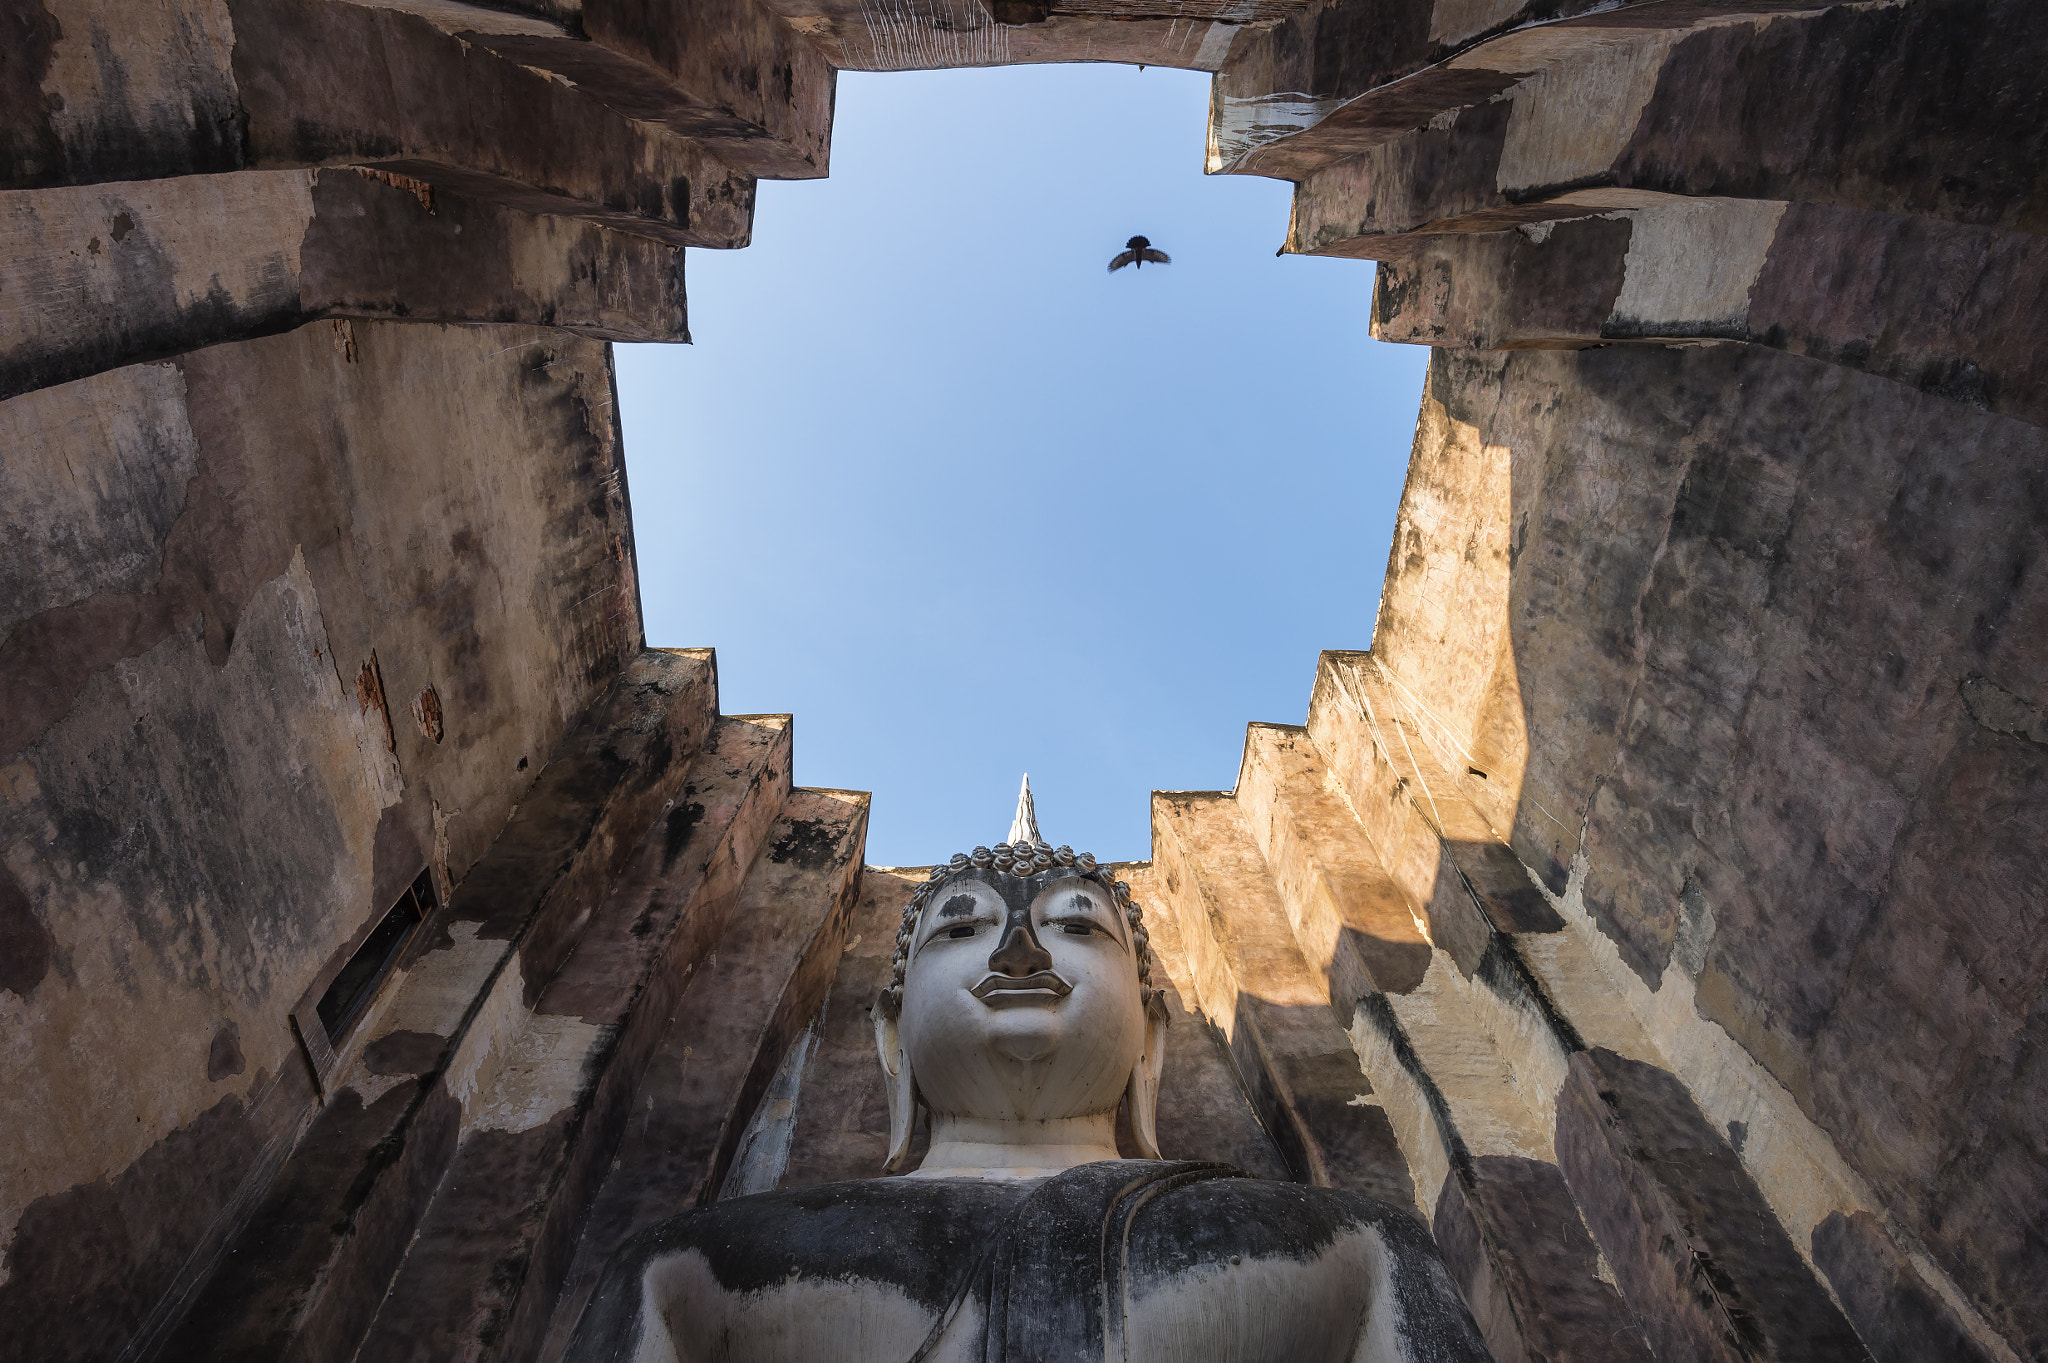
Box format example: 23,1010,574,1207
1390,345,2048,1345
1325,340,2045,1358
0,320,642,1358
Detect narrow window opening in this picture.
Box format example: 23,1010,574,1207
316,870,435,1042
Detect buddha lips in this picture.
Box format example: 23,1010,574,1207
970,970,1074,1001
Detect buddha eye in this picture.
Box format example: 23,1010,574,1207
1058,922,1093,936
946,924,977,939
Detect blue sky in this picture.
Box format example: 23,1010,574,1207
617,63,1426,865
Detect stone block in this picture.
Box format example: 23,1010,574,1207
1209,0,1752,178
1302,664,1466,938
1,0,246,189
1151,792,1411,1202
6,1,758,241
774,868,931,1188
1434,1154,1654,1363
758,0,1257,75
152,649,717,1362
577,0,836,177
1330,658,1562,939
1234,723,1432,1001
225,0,756,246
1283,1,2048,244
1307,656,1531,976
2,168,690,402
1364,202,2048,428
457,649,721,1003
1210,0,2038,196
1098,861,1295,1178
351,714,794,1363
1351,960,1554,1195
543,788,870,1349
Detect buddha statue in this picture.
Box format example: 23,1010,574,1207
566,830,1491,1363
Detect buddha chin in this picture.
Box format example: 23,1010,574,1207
565,841,1492,1363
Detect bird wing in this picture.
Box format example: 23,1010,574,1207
1140,248,1171,264
1108,250,1137,272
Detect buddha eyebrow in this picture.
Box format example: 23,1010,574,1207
938,894,981,919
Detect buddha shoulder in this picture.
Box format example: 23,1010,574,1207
1120,1179,1483,1363
570,1179,1027,1363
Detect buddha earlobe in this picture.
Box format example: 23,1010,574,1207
873,996,918,1172
1125,993,1170,1160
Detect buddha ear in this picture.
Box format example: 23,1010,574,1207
1125,994,1170,1160
873,997,918,1173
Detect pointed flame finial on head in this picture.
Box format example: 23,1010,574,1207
1007,773,1039,847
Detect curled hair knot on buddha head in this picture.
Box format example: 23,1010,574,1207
875,841,1160,1021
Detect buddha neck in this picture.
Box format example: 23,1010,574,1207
908,1112,1121,1180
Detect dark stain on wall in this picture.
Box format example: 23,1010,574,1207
0,212,301,401
364,1030,447,1076
0,1,63,186
207,1022,246,1081
0,1075,298,1363
1434,1153,1654,1363
371,801,429,920
663,799,707,870
1625,0,2048,230
768,817,839,870
0,0,247,190
1745,204,2048,426
304,169,512,319
1960,675,2048,745
0,861,54,997
154,1080,446,1361
1,592,185,765
352,1114,579,1363
1804,722,2048,1357
0,351,302,764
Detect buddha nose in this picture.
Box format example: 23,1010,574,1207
988,908,1053,978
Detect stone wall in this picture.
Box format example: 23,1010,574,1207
0,319,641,1361
2,1,2043,1361
1409,339,2048,1356
1110,337,2044,1363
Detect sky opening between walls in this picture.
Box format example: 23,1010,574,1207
618,63,1426,865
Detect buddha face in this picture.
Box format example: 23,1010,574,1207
898,868,1148,1123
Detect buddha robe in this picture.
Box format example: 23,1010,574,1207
566,1161,1493,1363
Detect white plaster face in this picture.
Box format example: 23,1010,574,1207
899,871,1147,1123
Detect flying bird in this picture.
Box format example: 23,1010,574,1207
1108,235,1170,272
